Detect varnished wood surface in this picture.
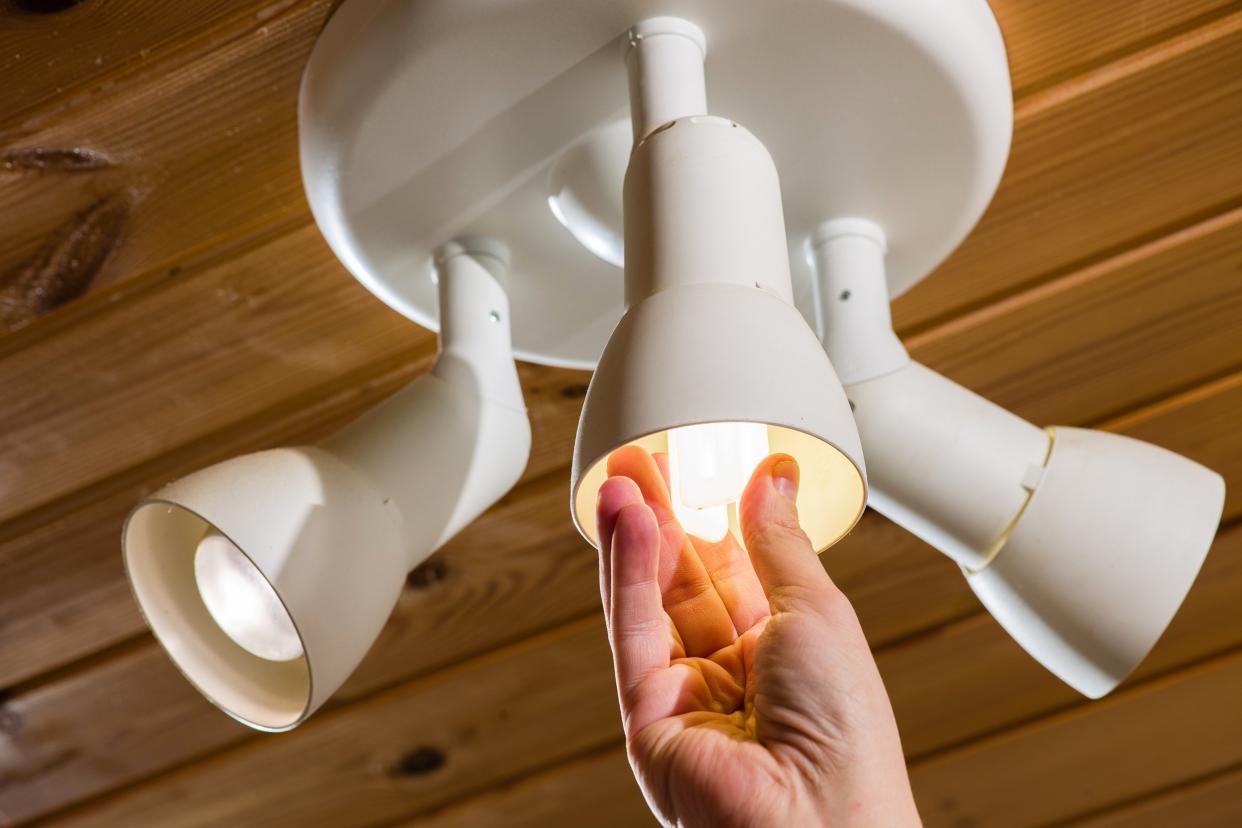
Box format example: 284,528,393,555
1,1,1240,826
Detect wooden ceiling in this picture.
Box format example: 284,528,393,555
1,1,1241,825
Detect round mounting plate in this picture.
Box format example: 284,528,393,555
300,0,1012,370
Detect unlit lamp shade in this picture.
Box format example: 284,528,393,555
967,427,1225,697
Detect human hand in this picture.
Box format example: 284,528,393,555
596,446,920,827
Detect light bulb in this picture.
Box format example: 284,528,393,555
193,531,304,662
668,422,769,541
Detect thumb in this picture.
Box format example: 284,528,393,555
739,454,836,612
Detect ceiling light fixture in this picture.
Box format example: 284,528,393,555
809,219,1226,697
123,240,530,730
124,0,1225,730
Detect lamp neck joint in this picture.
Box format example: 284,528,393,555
810,218,910,386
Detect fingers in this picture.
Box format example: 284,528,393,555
693,535,771,632
608,502,670,696
655,450,768,632
652,452,672,490
597,475,645,617
739,454,837,613
608,445,738,656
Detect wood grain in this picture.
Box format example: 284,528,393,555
25,523,1242,828
909,649,1242,826
0,0,311,129
6,0,1230,134
367,645,1242,828
0,224,423,528
31,619,622,828
0,194,128,332
399,745,654,828
895,10,1242,332
1112,370,1242,520
2,2,1240,346
991,0,1242,98
0,2,1239,826
912,206,1242,428
0,0,331,309
1069,763,1242,828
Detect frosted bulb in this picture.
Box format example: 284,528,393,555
668,422,769,541
194,532,304,662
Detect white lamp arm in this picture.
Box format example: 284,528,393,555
322,238,531,570
811,219,1048,571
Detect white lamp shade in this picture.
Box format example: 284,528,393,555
967,427,1226,698
571,281,867,551
122,245,531,731
123,447,406,731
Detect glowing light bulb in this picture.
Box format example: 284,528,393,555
194,532,303,662
668,422,769,541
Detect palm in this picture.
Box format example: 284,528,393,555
630,615,783,825
597,446,918,827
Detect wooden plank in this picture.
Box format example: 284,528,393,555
1068,764,1242,828
378,650,1242,828
3,369,1236,824
908,649,1242,827
5,0,1230,136
8,0,1215,143
0,644,252,827
25,564,1242,827
400,745,654,828
0,224,425,527
0,1,303,129
3,3,1240,340
912,206,1242,427
895,11,1242,332
1111,370,1242,521
991,0,1242,98
5,0,1230,132
29,619,622,828
0,0,332,329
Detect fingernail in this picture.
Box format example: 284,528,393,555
772,458,799,502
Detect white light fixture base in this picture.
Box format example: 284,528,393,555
300,0,1012,369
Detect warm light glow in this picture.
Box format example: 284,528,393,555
668,422,769,541
194,532,304,662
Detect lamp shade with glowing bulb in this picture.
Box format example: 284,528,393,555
123,243,531,730
571,26,866,549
